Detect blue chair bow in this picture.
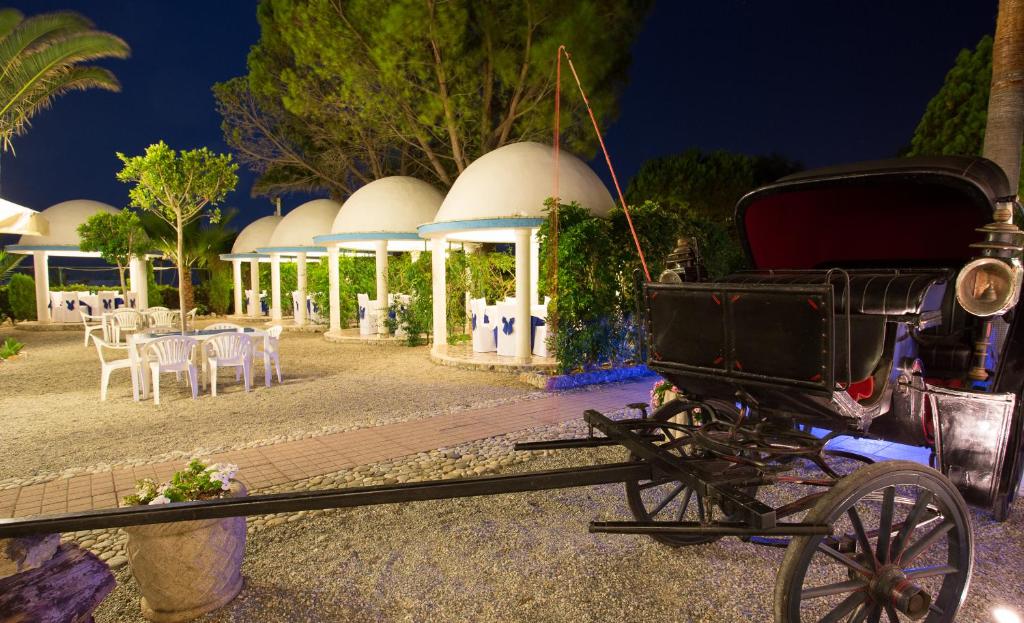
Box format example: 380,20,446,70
501,317,514,335
80,301,92,314
114,297,124,308
64,300,75,311
103,298,113,310
530,316,545,345
471,313,477,330
388,309,397,320
358,305,366,319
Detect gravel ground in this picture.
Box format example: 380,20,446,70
0,322,536,482
91,419,1024,623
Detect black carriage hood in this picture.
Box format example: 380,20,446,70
735,156,1012,270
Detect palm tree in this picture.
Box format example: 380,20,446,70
0,9,129,177
984,0,1024,193
139,210,238,312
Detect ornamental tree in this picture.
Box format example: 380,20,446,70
116,141,238,331
77,210,151,302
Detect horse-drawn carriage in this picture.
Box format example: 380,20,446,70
2,157,1020,622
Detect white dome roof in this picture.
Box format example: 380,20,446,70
231,215,282,254
16,199,118,248
431,142,614,228
333,177,442,235
264,199,340,250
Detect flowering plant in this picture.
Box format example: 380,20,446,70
650,379,679,410
122,460,238,506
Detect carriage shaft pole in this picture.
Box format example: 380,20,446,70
0,462,650,539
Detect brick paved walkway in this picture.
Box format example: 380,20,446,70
0,379,653,519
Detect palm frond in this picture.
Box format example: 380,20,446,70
0,10,128,152
0,250,24,284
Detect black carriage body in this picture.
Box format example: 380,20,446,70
645,156,1024,515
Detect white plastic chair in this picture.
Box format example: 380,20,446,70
470,298,497,353
80,312,107,347
147,309,179,329
206,322,242,332
185,308,198,329
257,325,283,387
203,333,253,396
141,336,199,405
147,306,169,312
356,293,378,335
110,309,145,344
93,336,133,401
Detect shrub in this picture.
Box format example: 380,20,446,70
122,460,238,506
207,268,233,315
0,337,24,359
8,273,36,320
156,285,179,309
0,286,10,324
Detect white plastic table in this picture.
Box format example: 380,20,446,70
127,327,267,401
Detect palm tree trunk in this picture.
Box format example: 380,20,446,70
177,212,187,334
984,0,1024,192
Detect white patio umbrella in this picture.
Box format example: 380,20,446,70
0,198,47,236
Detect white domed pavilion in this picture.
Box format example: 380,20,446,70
5,200,155,321
313,177,442,337
256,199,340,324
418,142,614,363
218,214,282,318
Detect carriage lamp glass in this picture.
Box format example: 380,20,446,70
994,607,1022,623
955,257,1023,317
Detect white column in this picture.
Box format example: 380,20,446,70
134,257,149,310
375,240,389,336
32,251,49,323
231,259,243,316
248,260,260,317
327,244,341,333
295,252,307,326
270,252,282,322
514,228,532,363
431,237,447,353
530,228,540,305
128,256,142,309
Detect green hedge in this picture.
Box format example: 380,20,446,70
8,273,36,320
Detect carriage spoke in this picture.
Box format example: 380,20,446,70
847,507,878,569
899,520,954,566
817,591,866,623
866,604,881,623
696,493,706,521
876,487,895,563
649,483,686,517
884,603,900,622
816,542,874,577
891,491,932,559
676,487,694,521
928,602,945,616
904,564,957,580
801,579,866,600
848,604,871,623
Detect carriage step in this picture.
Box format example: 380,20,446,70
589,520,832,537
513,433,664,451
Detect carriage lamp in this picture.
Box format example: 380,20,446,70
957,199,1024,381
659,237,705,283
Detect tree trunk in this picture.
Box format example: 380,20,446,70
984,0,1024,193
118,264,128,303
177,212,187,334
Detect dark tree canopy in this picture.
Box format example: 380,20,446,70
215,0,652,198
907,35,993,160
625,149,801,277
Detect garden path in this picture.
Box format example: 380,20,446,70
0,378,653,518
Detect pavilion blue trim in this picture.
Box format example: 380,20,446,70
5,244,85,253
312,231,423,244
417,217,544,237
219,252,269,260
255,246,328,254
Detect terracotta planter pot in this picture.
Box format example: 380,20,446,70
124,483,246,623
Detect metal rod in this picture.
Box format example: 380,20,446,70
0,462,651,539
513,433,663,451
589,521,832,537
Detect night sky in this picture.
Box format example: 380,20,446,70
0,0,1000,234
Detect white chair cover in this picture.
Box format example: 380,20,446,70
357,293,378,335
470,298,497,353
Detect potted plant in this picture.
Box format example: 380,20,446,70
121,460,245,622
0,337,24,361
